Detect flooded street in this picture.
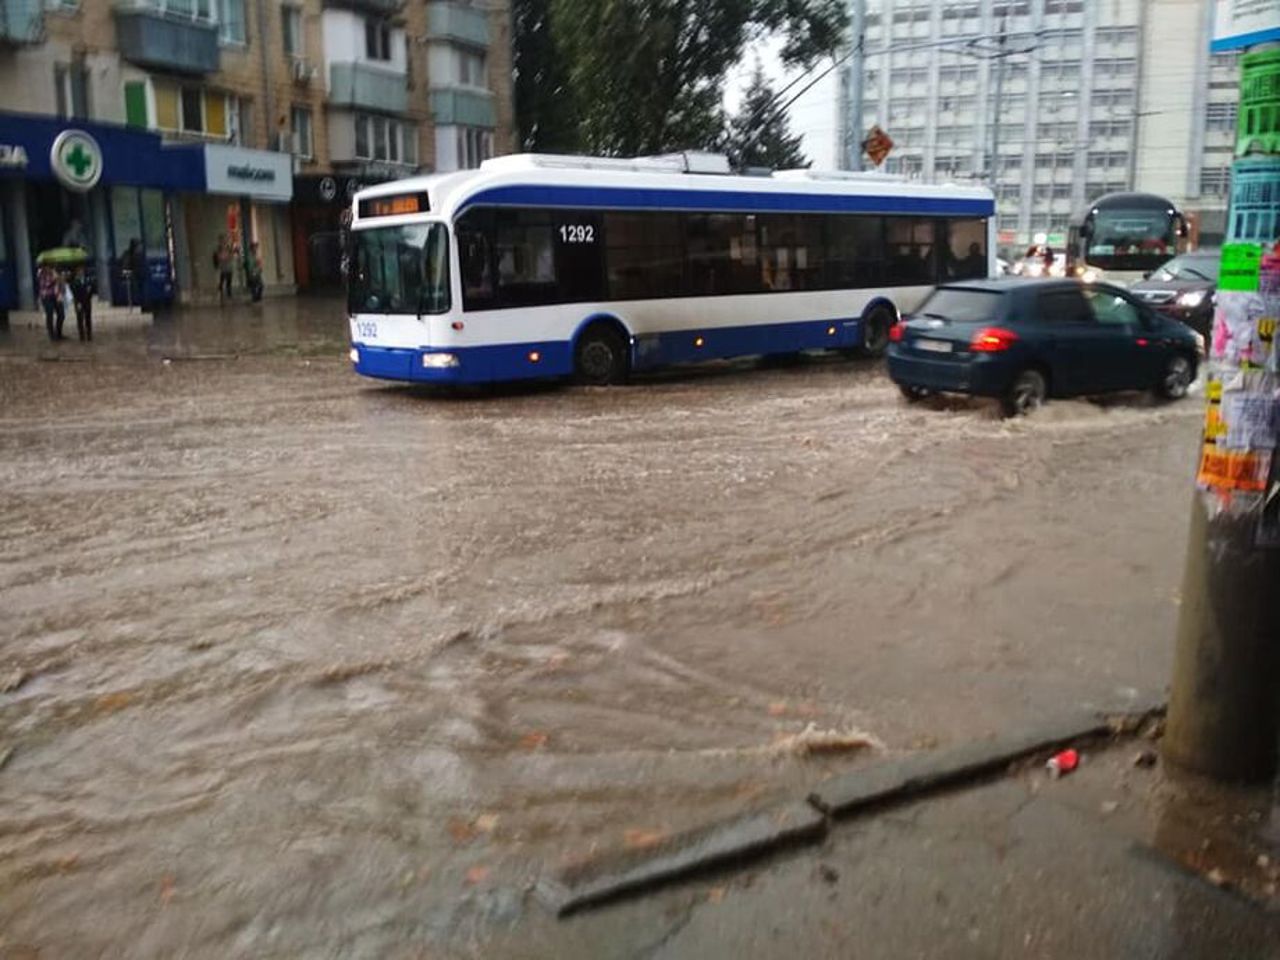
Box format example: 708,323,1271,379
0,300,1205,956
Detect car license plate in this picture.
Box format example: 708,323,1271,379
916,338,953,354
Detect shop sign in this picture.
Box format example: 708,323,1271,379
203,144,292,202
1212,0,1280,52
0,144,29,169
50,130,103,192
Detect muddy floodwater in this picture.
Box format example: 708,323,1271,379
0,300,1204,956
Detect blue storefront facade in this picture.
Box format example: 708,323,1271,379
0,111,204,312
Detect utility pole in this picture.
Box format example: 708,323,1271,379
988,16,1006,182
846,0,866,170
1164,34,1280,783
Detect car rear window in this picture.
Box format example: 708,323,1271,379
916,288,1003,324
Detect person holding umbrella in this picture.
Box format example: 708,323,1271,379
37,260,65,341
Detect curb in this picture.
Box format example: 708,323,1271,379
538,800,826,917
541,702,1165,917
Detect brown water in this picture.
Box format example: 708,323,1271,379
0,299,1205,956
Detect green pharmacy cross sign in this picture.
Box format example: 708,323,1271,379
50,130,103,193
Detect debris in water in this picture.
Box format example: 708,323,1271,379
1100,800,1119,816
1,670,28,693
518,731,549,751
772,723,879,757
1133,749,1158,769
465,865,489,886
0,746,13,771
1045,749,1079,778
623,829,667,851
817,863,840,885
474,813,499,834
1207,868,1229,888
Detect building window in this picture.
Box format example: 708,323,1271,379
458,48,486,87
1199,167,1231,197
456,126,493,169
217,0,245,44
152,81,235,139
136,0,214,22
54,62,89,119
290,106,312,159
281,4,302,56
365,18,391,61
354,114,416,165
180,87,204,133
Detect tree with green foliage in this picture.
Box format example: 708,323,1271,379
726,65,809,170
513,0,582,152
514,0,847,157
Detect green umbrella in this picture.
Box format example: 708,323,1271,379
36,246,90,266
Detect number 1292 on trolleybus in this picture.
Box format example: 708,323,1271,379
346,153,996,386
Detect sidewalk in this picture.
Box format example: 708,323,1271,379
501,736,1280,959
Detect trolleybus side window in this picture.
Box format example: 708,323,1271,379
758,214,825,292
494,209,558,307
603,211,685,301
685,213,760,297
825,214,887,289
886,217,936,285
552,211,605,304
457,208,496,310
944,218,989,280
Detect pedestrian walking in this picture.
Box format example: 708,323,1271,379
70,264,94,341
37,263,65,341
120,239,143,308
214,235,234,304
246,240,264,302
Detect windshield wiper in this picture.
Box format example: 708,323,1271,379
1180,267,1212,282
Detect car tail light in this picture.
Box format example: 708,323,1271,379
889,321,905,343
970,327,1019,352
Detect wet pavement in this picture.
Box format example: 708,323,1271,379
0,298,1229,956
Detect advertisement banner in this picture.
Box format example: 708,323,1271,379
1211,0,1280,53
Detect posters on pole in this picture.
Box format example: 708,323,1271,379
1211,1,1280,52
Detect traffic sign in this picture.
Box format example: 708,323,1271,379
862,125,894,167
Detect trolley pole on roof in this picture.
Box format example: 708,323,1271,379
846,0,866,171
1164,27,1280,783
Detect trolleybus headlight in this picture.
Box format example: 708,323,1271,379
1177,290,1207,308
422,353,460,368
349,348,359,364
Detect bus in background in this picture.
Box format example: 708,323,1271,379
1066,192,1189,286
345,154,995,386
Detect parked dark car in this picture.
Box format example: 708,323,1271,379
886,279,1201,417
1129,249,1220,337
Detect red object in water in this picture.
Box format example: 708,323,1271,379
1046,748,1080,778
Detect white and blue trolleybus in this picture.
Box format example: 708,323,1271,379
346,153,995,385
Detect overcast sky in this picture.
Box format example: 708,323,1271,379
725,36,842,170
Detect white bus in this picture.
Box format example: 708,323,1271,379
346,154,995,385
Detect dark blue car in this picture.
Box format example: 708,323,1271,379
886,279,1202,417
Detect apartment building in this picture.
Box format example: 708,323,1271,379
0,0,513,308
836,0,1235,250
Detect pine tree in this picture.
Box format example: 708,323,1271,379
515,0,846,157
726,66,809,171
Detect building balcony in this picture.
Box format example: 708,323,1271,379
1,0,42,45
430,87,495,127
322,0,404,14
426,2,488,47
114,7,219,74
329,61,408,114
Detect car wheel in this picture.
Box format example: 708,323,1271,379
575,324,629,385
1001,369,1047,418
1157,354,1194,400
899,384,933,403
860,305,896,357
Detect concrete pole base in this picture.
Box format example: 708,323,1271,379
1165,494,1280,782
